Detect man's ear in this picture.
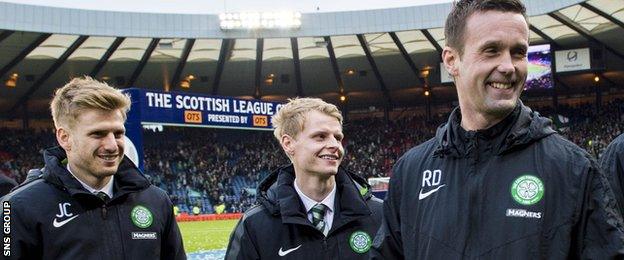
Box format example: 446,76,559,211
280,134,296,157
56,127,71,151
442,46,460,77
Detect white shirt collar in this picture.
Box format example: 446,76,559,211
67,164,114,198
293,178,336,213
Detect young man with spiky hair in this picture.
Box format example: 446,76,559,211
2,77,185,259
371,0,624,259
225,97,382,259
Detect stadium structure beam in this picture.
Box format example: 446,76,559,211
600,74,622,90
529,25,561,49
553,77,570,92
291,37,304,96
212,39,233,95
324,36,345,95
389,32,426,85
580,3,624,32
549,12,624,61
8,36,88,114
254,38,264,99
0,33,51,80
89,37,125,78
169,39,195,91
421,29,443,56
126,38,160,88
356,34,393,107
21,102,28,129
0,30,14,45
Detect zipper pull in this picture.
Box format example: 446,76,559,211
95,192,110,220
101,204,107,219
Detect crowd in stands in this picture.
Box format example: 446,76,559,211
536,99,624,159
142,129,285,214
0,128,56,184
1,98,622,214
342,112,444,179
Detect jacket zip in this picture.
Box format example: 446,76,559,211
464,135,480,257
101,203,108,219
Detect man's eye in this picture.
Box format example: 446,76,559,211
485,48,497,54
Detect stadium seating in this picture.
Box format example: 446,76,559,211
1,99,622,213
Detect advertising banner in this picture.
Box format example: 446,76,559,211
555,48,591,72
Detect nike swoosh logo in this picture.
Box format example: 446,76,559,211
278,245,302,256
418,185,446,200
52,215,79,228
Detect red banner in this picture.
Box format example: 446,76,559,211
175,213,243,222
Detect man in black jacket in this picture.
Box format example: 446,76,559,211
225,98,382,259
371,0,624,259
602,133,624,215
1,77,185,259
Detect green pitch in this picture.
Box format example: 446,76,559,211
179,219,239,253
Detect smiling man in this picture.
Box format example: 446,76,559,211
1,77,185,259
371,0,624,259
225,97,382,259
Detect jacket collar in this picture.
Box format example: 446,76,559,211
258,164,372,232
434,100,556,158
42,146,151,203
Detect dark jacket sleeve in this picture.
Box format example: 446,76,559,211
572,158,624,259
3,196,42,259
601,135,624,215
160,193,186,260
370,161,405,259
225,215,260,260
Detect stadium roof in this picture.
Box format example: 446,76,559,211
0,0,454,14
0,0,623,119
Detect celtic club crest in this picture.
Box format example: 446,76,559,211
511,175,545,205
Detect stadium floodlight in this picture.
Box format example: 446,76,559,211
219,11,302,30
5,73,17,88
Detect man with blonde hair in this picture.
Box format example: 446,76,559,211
2,76,185,259
226,97,382,259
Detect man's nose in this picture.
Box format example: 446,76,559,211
102,133,118,151
497,52,515,75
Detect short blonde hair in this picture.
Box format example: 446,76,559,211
50,76,131,129
272,97,343,141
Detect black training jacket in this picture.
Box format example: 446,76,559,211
225,165,383,260
371,102,624,259
1,146,186,259
602,133,624,215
